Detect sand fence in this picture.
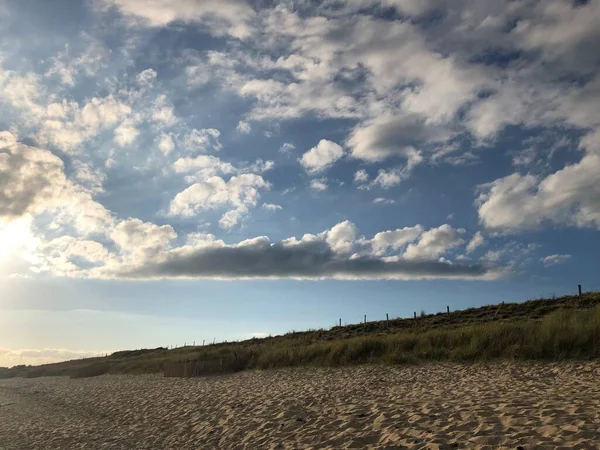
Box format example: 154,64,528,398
163,352,255,378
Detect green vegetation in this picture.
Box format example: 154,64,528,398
1,292,599,379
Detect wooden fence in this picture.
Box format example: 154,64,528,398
164,352,255,378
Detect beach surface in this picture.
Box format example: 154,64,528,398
1,362,599,449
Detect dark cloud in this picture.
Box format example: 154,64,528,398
347,114,452,161
0,141,62,219
118,239,491,280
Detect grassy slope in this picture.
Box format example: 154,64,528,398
1,292,599,379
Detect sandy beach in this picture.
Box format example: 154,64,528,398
1,362,599,449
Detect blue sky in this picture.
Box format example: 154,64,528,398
1,0,599,366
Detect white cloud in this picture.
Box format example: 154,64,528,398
174,1,599,178
173,1,599,170
253,10,486,124
136,68,157,87
482,250,502,263
236,121,251,134
326,220,358,254
0,138,68,221
373,197,395,204
354,169,369,184
37,236,109,277
218,206,249,229
168,174,271,228
72,161,106,194
39,95,132,153
110,218,177,263
466,231,485,254
151,106,176,125
157,132,175,155
479,241,540,272
1,72,46,118
512,0,600,72
173,155,235,180
347,115,448,162
404,225,465,260
371,167,403,189
0,133,113,235
113,120,139,147
477,152,600,231
44,39,108,86
172,155,273,184
370,151,423,189
100,0,256,39
238,77,361,121
540,254,572,267
300,139,345,174
180,128,222,153
246,159,274,174
310,178,328,191
322,0,437,17
512,147,537,168
262,203,282,211
367,225,424,256
279,142,296,154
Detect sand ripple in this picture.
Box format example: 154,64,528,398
1,362,599,449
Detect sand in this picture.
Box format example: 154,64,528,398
1,362,599,449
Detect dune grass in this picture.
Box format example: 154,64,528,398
1,292,599,379
252,303,600,368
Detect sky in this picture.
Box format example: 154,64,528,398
1,0,599,367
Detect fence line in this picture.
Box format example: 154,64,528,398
164,285,587,364
163,352,255,378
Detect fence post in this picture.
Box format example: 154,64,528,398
386,313,389,325
339,318,342,327
414,311,417,320
494,301,504,318
578,285,582,297
364,314,367,324
203,340,205,346
213,337,216,345
447,306,450,315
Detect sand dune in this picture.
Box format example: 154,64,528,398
1,362,599,449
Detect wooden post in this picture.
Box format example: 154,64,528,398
213,337,216,345
386,313,389,324
202,340,205,346
364,314,367,324
414,311,417,319
578,285,582,297
339,318,342,327
494,301,504,318
447,306,450,315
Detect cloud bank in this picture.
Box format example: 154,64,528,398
114,223,494,281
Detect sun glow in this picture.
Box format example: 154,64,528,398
0,216,40,276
